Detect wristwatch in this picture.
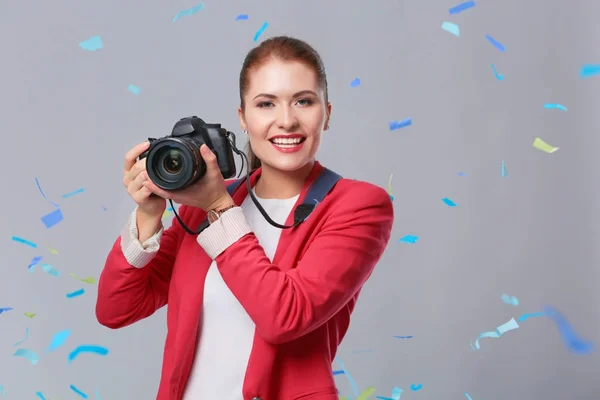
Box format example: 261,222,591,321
207,204,236,224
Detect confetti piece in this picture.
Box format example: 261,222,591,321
357,386,376,400
350,78,361,87
62,188,85,198
48,329,71,352
441,21,460,36
70,384,88,399
580,64,600,78
501,293,519,306
12,236,37,248
24,312,36,318
28,256,43,269
173,3,204,22
101,205,108,211
236,14,249,20
485,34,505,52
68,345,109,363
389,118,412,131
544,103,567,111
35,177,60,207
410,384,423,391
470,317,519,350
48,247,59,255
501,160,507,177
393,335,413,339
0,385,4,395
35,392,46,400
457,171,466,176
0,307,14,315
41,208,64,229
464,393,473,400
96,389,102,399
13,348,40,365
254,22,269,42
543,305,594,354
518,311,551,322
333,370,344,375
128,84,141,95
533,137,559,153
399,235,418,244
335,358,359,397
449,0,475,14
41,264,60,277
442,197,457,207
67,289,85,298
387,174,394,201
79,36,103,51
491,64,504,80
391,387,404,400
13,327,30,346
69,273,96,284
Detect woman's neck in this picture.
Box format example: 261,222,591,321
254,160,315,199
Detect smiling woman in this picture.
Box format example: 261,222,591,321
238,36,331,199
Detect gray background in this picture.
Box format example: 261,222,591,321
0,0,598,398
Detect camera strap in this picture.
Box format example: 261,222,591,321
196,167,342,233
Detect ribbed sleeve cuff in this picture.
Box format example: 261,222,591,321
120,207,164,268
196,207,252,259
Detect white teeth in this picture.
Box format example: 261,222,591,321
271,138,303,145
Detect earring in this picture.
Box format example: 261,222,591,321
243,129,248,134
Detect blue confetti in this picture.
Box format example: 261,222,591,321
449,1,475,14
544,103,567,111
128,84,141,95
66,288,85,298
410,384,423,391
501,160,507,177
470,317,519,350
457,171,466,176
580,64,600,78
399,235,418,244
333,369,344,375
464,393,473,400
441,21,460,36
235,14,249,20
501,293,519,306
0,307,14,315
28,256,43,269
376,387,403,400
70,384,89,399
442,197,457,207
41,263,60,276
68,345,109,363
35,392,46,400
34,177,60,207
96,389,102,399
491,64,504,80
13,348,40,365
518,311,551,322
79,36,103,51
12,236,37,248
485,34,505,52
389,118,412,130
254,22,269,42
47,329,71,352
350,78,361,87
13,327,30,346
173,3,204,22
62,188,85,198
41,208,64,229
334,358,359,398
543,305,594,354
0,385,4,396
393,335,413,339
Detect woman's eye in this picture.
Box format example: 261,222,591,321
297,99,313,106
257,102,274,108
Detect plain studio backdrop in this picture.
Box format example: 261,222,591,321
0,0,599,398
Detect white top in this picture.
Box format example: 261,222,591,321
120,189,299,399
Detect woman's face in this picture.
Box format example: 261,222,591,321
238,58,331,173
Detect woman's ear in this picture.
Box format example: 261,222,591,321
238,106,246,131
324,102,332,130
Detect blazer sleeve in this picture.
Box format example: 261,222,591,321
198,185,394,344
95,206,187,329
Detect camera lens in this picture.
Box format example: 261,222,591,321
162,150,183,174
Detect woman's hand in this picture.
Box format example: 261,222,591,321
123,141,167,217
142,144,235,212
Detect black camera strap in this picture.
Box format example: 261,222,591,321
194,167,342,234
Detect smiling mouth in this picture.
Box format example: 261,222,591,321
269,137,307,147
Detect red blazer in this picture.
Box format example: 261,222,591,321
96,161,394,400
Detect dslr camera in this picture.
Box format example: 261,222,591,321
139,116,237,191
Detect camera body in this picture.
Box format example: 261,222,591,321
139,116,236,191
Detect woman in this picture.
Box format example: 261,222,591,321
96,36,394,400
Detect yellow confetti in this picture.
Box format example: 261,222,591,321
387,174,394,201
68,273,96,284
47,247,59,255
357,386,376,400
533,137,559,153
162,210,171,219
24,312,36,318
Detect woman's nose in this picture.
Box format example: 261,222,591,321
276,107,299,131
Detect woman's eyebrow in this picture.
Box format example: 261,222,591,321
252,90,318,100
